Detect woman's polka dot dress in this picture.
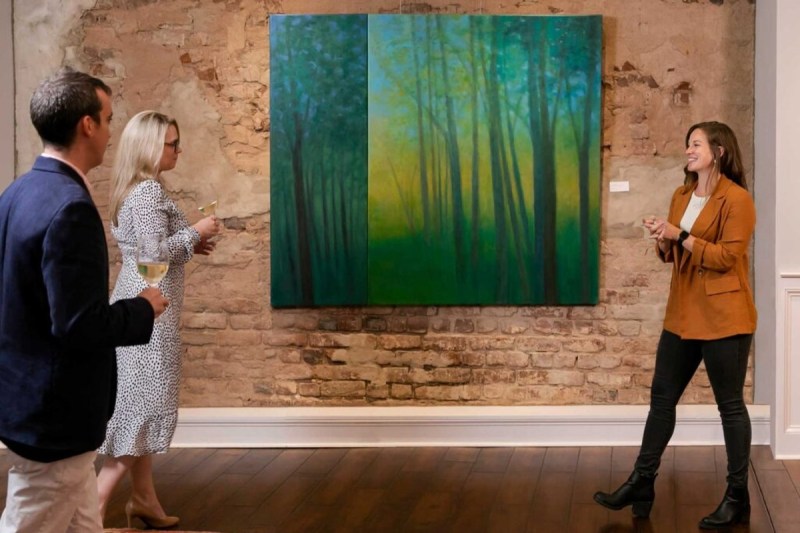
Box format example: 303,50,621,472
99,179,200,457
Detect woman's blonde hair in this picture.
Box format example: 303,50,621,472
109,110,179,225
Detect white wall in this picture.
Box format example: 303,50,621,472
0,0,13,190
755,0,800,458
754,0,777,408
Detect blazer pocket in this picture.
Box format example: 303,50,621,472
704,274,741,295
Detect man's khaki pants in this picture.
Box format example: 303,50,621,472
0,449,103,533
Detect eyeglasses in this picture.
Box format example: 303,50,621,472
164,139,181,153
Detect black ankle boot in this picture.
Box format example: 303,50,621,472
699,485,750,529
593,471,656,518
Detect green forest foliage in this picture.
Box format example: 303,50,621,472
271,15,601,308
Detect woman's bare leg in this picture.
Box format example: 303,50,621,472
129,455,169,517
96,455,136,519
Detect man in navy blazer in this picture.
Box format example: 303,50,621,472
0,68,169,532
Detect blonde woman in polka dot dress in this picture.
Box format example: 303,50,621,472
95,111,219,528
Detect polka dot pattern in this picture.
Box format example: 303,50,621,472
99,179,200,457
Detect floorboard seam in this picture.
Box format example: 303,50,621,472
751,459,777,532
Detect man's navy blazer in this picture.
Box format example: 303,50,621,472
0,156,154,457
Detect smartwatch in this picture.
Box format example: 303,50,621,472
677,230,690,246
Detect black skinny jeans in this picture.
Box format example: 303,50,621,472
634,329,753,488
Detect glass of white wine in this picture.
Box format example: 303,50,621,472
198,199,217,216
136,232,170,322
198,199,219,243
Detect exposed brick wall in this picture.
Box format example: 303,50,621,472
13,0,755,406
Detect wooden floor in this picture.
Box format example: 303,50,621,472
2,445,800,532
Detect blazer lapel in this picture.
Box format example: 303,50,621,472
689,177,732,240
669,184,693,228
670,184,692,270
675,176,733,270
32,156,90,194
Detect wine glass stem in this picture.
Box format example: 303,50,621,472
151,283,165,323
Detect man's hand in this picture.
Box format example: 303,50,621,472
138,287,169,319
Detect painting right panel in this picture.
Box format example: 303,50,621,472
367,15,602,305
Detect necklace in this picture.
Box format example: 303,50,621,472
697,172,718,197
692,191,709,205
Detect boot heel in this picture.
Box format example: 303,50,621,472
699,485,750,529
739,506,751,524
632,500,653,518
594,471,656,516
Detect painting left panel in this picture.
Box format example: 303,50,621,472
270,15,369,307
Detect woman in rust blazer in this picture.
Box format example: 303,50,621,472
594,122,756,530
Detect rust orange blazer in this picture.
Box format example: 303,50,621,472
657,176,757,340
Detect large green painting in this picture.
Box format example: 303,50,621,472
270,14,601,308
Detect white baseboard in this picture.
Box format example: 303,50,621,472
170,404,771,448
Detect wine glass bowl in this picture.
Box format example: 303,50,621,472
137,261,168,286
136,233,170,322
136,234,170,286
198,200,221,243
198,200,217,216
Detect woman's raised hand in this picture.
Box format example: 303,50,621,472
192,215,220,241
194,238,216,256
643,216,681,243
643,216,661,238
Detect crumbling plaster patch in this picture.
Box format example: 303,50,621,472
14,0,97,172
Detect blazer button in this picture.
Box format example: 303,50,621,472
698,269,704,276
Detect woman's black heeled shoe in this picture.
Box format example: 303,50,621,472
593,471,657,518
699,485,750,530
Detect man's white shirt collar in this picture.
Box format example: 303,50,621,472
40,153,96,198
